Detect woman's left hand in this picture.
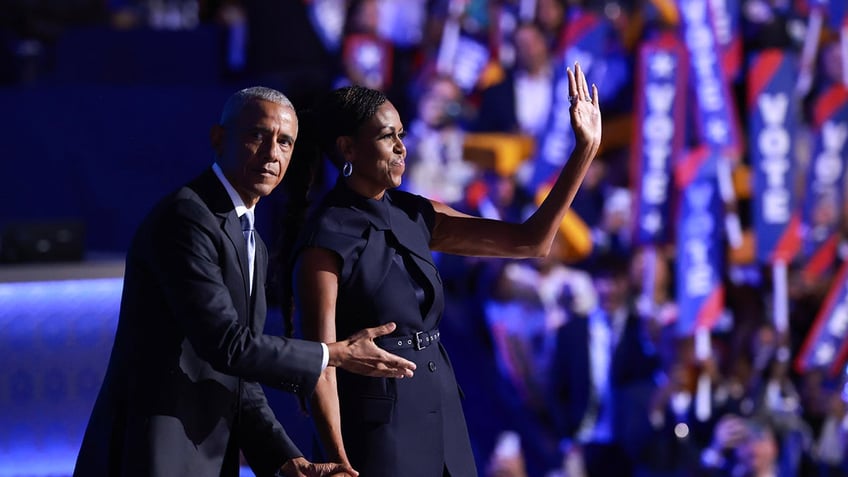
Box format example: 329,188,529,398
567,62,602,149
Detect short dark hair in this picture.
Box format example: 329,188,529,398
592,253,631,280
314,86,388,166
219,86,293,126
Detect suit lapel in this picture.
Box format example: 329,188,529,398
250,234,267,332
188,168,252,314
222,214,251,304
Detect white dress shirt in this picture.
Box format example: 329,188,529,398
212,163,329,370
577,307,627,444
514,68,553,136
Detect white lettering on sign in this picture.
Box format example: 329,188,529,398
682,183,716,297
811,121,847,195
452,37,489,92
757,93,792,224
639,52,676,236
812,280,848,368
814,341,835,365
827,302,848,336
681,0,732,148
708,0,732,46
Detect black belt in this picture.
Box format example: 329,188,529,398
378,328,440,351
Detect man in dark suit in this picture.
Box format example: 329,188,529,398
472,22,554,136
548,254,661,477
74,86,416,477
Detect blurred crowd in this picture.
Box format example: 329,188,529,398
3,0,848,476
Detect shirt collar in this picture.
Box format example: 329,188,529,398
212,163,254,218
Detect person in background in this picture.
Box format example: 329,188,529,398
809,387,848,476
335,0,393,93
290,64,600,476
639,344,717,477
535,0,569,50
547,253,661,477
73,86,416,477
485,232,597,476
403,74,478,204
700,415,790,477
472,21,554,136
737,418,786,477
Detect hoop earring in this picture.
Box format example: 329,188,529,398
342,161,353,177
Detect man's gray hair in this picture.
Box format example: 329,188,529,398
219,86,294,126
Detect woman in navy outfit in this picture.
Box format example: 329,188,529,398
291,64,601,477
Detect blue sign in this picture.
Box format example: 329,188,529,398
748,50,801,264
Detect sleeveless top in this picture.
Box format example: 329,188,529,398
295,179,478,477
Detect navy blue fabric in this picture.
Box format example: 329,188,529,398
297,179,477,477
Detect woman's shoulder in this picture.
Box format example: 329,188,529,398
388,189,436,229
304,202,370,240
388,188,429,207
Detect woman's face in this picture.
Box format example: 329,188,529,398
346,101,407,198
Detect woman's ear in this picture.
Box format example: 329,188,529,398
336,135,354,162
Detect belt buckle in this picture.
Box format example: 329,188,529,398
413,331,426,350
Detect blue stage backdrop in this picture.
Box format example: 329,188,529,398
0,85,233,254
0,278,122,475
0,274,315,477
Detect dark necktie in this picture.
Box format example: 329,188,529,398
240,211,255,294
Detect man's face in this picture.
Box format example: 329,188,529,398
737,427,777,474
515,25,548,73
594,274,629,313
212,99,298,207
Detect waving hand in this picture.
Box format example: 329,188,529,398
567,62,602,151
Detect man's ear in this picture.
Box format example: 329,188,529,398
335,135,354,162
210,124,224,157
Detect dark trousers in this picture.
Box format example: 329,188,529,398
584,441,633,477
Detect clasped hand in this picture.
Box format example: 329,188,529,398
279,456,358,477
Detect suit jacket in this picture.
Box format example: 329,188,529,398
74,168,324,477
471,72,519,133
547,310,660,452
297,179,477,477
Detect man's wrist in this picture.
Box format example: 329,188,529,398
320,343,329,370
277,456,306,477
325,340,351,368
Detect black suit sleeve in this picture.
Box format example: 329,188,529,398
238,381,301,476
547,322,573,439
151,198,323,393
470,78,517,133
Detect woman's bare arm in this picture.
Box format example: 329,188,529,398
430,63,601,258
294,247,350,467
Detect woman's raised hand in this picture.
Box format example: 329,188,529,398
567,62,602,150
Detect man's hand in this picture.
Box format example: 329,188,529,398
279,456,358,477
327,322,416,378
